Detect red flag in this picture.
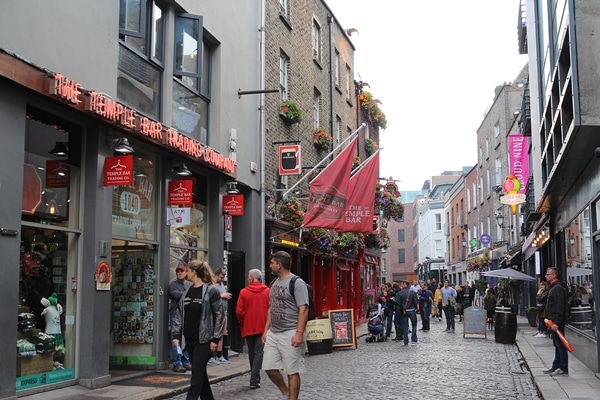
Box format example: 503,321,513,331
302,137,357,228
337,151,379,233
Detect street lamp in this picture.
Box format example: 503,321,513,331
495,211,504,228
462,238,468,259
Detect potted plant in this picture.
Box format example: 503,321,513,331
313,128,331,151
280,100,303,124
526,306,538,327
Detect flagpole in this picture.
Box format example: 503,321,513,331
282,122,366,198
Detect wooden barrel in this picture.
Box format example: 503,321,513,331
495,312,517,344
495,306,512,314
570,305,593,330
306,318,333,355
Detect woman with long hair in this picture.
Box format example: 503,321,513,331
172,260,225,400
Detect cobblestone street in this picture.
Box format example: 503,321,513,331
169,317,541,400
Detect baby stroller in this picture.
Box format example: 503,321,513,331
366,303,387,343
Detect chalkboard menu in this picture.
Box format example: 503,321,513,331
328,309,356,349
463,307,487,338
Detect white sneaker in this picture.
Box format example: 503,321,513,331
207,357,221,365
534,333,547,338
217,356,231,364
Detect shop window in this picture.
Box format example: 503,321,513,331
109,239,157,365
111,154,157,241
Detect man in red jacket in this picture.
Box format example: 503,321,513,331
235,268,270,389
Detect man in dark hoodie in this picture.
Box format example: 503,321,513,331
543,267,569,376
235,269,270,389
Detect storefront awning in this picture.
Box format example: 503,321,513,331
336,260,351,271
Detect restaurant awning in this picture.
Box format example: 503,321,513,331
364,255,379,265
336,260,351,271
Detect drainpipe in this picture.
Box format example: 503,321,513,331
259,0,267,276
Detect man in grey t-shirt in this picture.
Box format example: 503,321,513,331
262,251,308,400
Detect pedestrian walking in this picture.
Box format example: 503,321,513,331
169,265,192,372
543,267,569,376
262,251,309,400
396,280,418,345
235,268,270,390
209,267,232,365
418,282,433,331
171,260,225,400
434,283,443,321
441,280,457,332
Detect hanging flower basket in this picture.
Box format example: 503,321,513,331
313,128,331,151
280,100,303,125
467,256,490,272
278,196,305,228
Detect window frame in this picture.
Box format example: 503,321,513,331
173,13,204,94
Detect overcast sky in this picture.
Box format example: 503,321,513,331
326,0,528,191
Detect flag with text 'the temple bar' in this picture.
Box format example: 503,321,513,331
302,136,358,229
337,151,379,233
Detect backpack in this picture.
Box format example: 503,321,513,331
289,276,316,320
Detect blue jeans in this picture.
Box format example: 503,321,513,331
401,309,418,344
551,323,568,372
170,315,190,367
419,304,431,330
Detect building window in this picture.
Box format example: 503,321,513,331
280,52,289,101
485,138,489,159
174,13,203,93
312,18,321,60
494,121,500,146
398,249,405,264
334,50,340,87
397,229,405,242
279,0,289,18
495,157,502,186
118,0,164,120
345,65,352,100
435,214,442,231
466,188,471,211
172,38,213,143
313,89,321,129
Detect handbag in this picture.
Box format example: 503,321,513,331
536,303,544,312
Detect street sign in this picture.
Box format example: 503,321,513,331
480,234,491,245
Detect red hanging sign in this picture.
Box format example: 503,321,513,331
104,155,133,186
222,194,245,216
279,145,301,175
168,180,193,205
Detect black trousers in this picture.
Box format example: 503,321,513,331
185,341,214,400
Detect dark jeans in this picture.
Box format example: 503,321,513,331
401,309,418,344
245,334,264,386
538,315,547,333
186,341,214,400
419,304,431,330
551,323,568,372
443,305,455,330
393,309,402,338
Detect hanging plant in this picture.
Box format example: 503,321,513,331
365,138,379,156
374,185,404,222
335,232,364,255
359,91,387,129
303,228,336,257
280,100,303,124
466,256,490,272
278,196,305,228
364,228,390,250
313,128,331,151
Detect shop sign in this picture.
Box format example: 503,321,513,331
95,261,111,290
104,155,133,186
22,164,42,215
167,206,191,225
168,180,193,205
480,234,491,245
224,213,232,243
279,145,301,175
45,160,69,188
270,225,300,247
222,194,244,216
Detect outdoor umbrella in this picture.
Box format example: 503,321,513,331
567,267,593,278
480,268,536,281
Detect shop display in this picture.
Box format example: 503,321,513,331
112,258,155,344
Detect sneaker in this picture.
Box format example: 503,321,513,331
533,331,540,336
207,357,221,365
534,333,546,338
217,356,231,364
409,341,418,346
550,368,568,376
250,383,261,389
173,365,187,373
450,328,455,332
543,368,557,374
183,364,192,370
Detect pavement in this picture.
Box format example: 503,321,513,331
18,316,600,400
